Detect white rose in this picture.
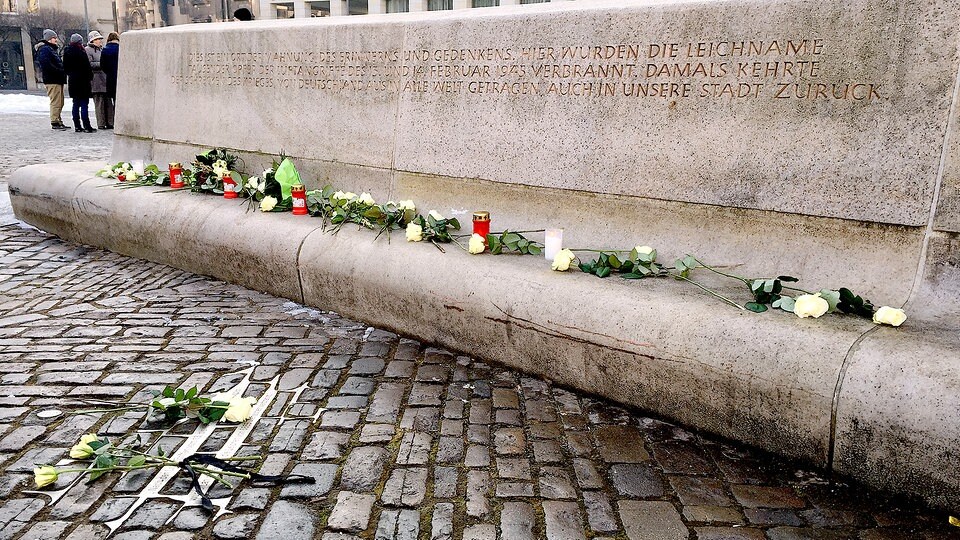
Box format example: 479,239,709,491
225,397,256,422
343,192,357,201
635,245,654,255
428,210,444,221
794,293,829,318
551,249,576,272
212,393,257,422
358,192,375,205
69,433,99,459
406,223,423,242
126,171,138,181
260,196,278,212
245,176,260,190
398,200,416,211
157,397,177,408
873,306,907,327
332,190,347,201
468,234,486,254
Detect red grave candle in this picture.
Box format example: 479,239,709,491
222,174,238,199
169,162,184,189
473,211,491,240
291,184,308,215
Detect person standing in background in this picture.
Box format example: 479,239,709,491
35,29,69,130
85,31,110,129
101,32,120,129
63,34,95,133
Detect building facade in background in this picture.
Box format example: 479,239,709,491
0,0,555,90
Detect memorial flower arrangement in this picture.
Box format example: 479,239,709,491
188,148,242,195
97,162,170,187
117,149,907,327
33,383,313,498
239,157,301,213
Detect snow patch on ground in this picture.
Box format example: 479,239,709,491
0,93,73,115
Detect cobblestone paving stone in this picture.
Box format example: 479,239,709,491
0,225,957,540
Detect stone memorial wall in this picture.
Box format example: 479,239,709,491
114,0,960,305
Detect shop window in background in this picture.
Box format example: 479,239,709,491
274,3,294,17
427,0,450,8
472,0,497,7
386,0,407,12
310,0,330,15
347,0,367,14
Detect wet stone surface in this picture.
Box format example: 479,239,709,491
0,224,955,539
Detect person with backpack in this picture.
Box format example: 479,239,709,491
35,29,69,130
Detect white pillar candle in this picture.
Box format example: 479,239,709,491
132,160,145,175
544,228,563,260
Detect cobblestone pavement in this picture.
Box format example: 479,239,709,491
0,224,956,540
0,112,113,226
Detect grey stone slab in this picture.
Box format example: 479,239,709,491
327,491,375,533
731,485,806,509
618,501,687,540
430,503,454,540
609,464,665,498
595,426,650,463
583,491,619,532
539,466,578,499
682,505,744,524
493,427,527,455
495,482,535,498
396,432,432,465
500,501,536,540
433,467,458,499
381,468,428,507
496,458,532,480
465,470,490,518
359,423,396,443
280,464,338,498
257,500,315,539
462,524,496,540
367,382,406,424
542,500,586,540
303,431,351,460
340,447,390,491
214,514,259,539
572,458,604,490
374,508,419,540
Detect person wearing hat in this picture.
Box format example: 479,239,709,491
35,29,69,130
85,30,110,129
63,33,95,133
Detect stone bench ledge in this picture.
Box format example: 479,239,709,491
9,162,960,509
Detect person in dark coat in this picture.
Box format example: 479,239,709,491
101,32,120,127
63,34,95,133
85,31,110,129
35,29,69,130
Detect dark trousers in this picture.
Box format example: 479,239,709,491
92,93,112,128
72,97,92,129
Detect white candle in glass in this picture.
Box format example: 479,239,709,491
544,228,563,260
132,160,145,175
